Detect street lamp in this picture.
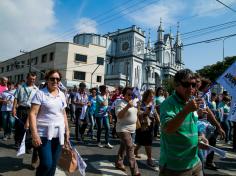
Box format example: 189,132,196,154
20,50,31,72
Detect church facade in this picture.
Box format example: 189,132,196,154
104,21,184,90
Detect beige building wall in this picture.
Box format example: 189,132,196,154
0,42,106,88
65,43,106,88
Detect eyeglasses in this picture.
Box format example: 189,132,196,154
127,93,133,96
49,77,61,82
180,81,196,88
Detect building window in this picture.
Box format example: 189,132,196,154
21,61,25,68
97,57,104,65
49,52,54,61
8,76,12,81
75,54,87,63
97,76,102,82
0,67,4,73
41,54,47,63
74,71,86,80
10,64,14,71
32,57,38,65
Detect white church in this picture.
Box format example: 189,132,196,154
103,21,184,90
73,20,184,90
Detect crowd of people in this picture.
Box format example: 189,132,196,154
0,68,235,176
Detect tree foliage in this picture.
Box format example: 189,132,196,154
196,56,236,81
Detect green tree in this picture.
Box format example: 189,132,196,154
196,56,236,81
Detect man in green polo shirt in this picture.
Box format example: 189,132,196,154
159,69,204,176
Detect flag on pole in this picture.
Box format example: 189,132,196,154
216,61,236,99
229,97,236,122
74,148,87,176
16,132,26,156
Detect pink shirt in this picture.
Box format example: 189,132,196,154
0,85,8,94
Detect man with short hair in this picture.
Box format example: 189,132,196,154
159,69,204,176
12,72,38,168
74,82,88,141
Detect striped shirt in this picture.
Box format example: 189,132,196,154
159,92,200,171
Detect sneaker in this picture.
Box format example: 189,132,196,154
8,133,14,139
97,142,104,148
115,163,126,171
105,143,113,149
2,136,8,141
205,162,218,170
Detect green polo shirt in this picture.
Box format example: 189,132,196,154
159,92,200,171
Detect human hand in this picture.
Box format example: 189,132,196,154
217,127,226,140
184,98,204,114
32,134,42,148
127,100,133,108
198,135,209,150
197,108,208,117
24,122,29,130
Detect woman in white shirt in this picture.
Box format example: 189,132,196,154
115,87,140,176
29,70,70,176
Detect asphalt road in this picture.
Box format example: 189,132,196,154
0,123,236,176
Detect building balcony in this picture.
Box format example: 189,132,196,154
105,73,127,81
163,63,182,76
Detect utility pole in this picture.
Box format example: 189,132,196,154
20,50,31,72
90,65,100,88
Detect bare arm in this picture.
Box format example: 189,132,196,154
63,110,70,144
207,107,225,139
29,104,42,147
12,99,18,117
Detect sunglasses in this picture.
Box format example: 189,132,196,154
49,77,61,82
180,81,196,88
127,93,133,96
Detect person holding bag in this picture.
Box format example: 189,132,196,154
29,70,70,176
134,89,159,167
115,87,140,176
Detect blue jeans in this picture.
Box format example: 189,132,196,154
36,137,62,176
88,112,95,137
96,116,110,144
2,111,15,136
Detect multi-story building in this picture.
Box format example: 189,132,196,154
0,41,106,88
104,22,184,90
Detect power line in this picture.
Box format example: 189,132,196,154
183,33,236,47
46,0,153,43
216,0,236,13
47,0,142,41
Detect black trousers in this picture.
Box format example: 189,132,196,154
206,130,217,164
75,107,87,140
14,106,31,149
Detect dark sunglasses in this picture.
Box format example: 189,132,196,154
49,77,61,82
180,81,196,88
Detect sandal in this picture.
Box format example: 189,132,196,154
115,163,126,171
